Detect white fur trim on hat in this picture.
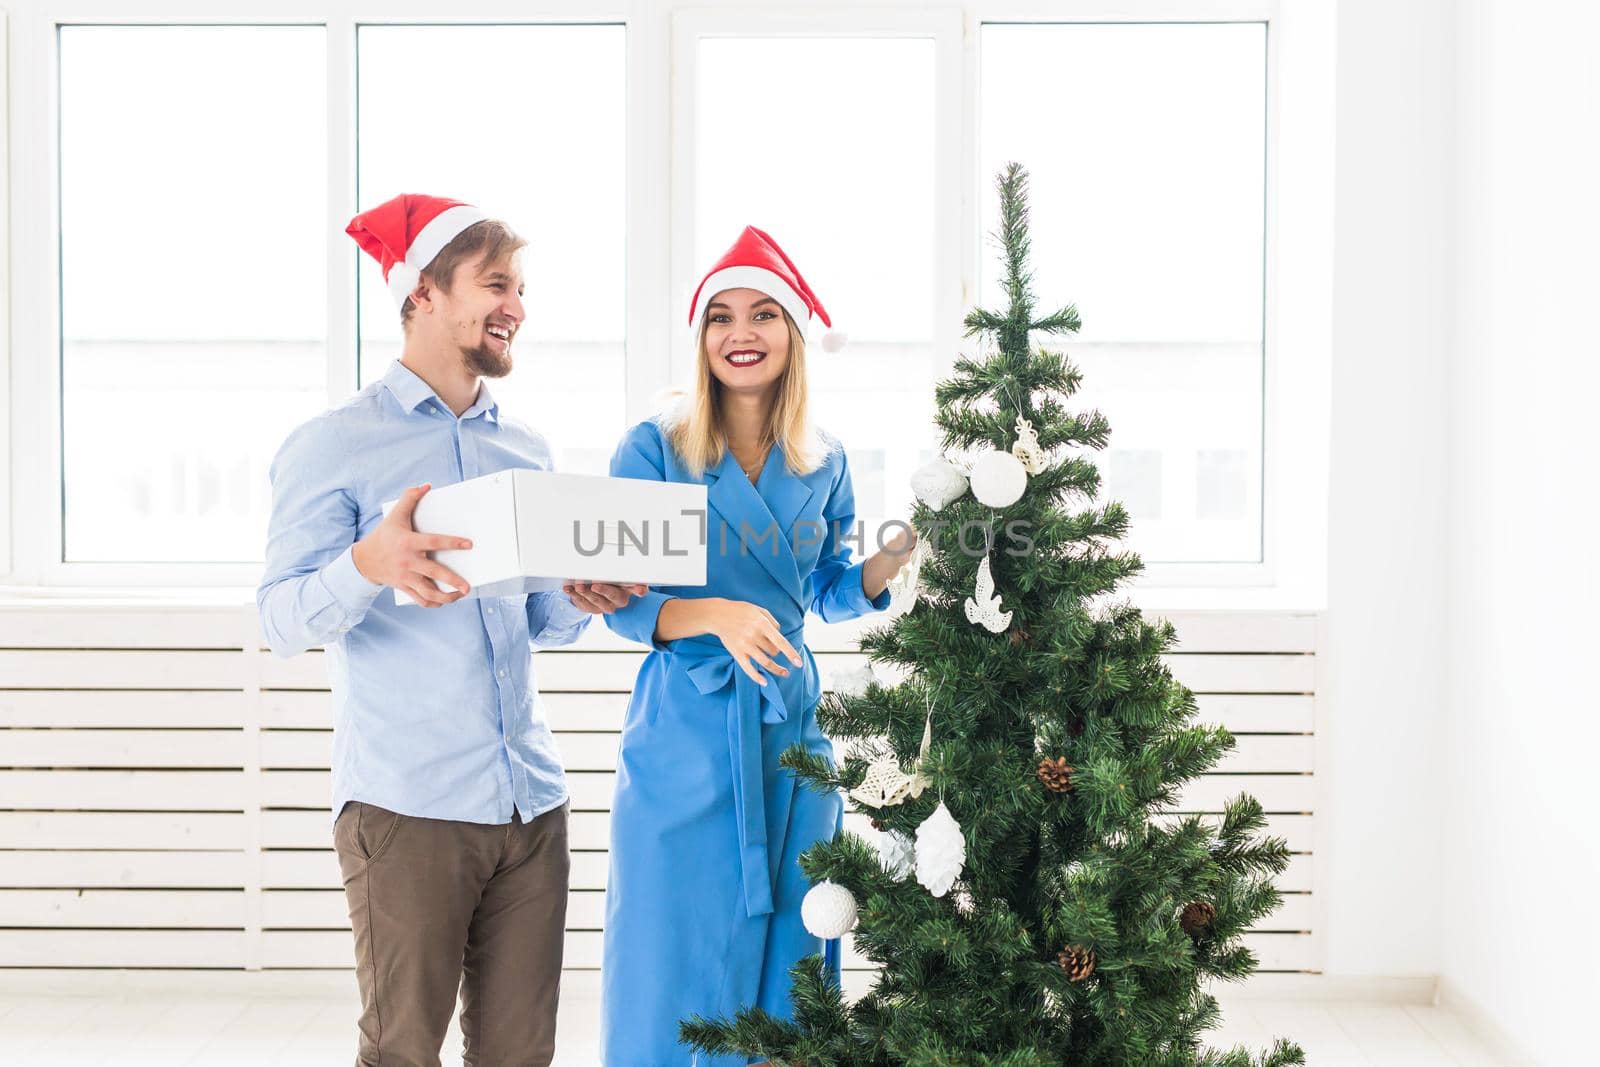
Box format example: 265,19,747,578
690,265,810,335
389,203,489,309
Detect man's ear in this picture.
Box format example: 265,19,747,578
409,277,434,314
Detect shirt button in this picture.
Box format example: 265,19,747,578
486,606,496,615
498,668,507,678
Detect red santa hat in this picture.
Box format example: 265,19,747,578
688,226,847,352
346,193,489,309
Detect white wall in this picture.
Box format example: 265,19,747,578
1327,0,1599,1059
1322,0,1457,982
1440,1,1600,1061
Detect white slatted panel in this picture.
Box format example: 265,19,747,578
0,604,1319,973
244,929,1322,973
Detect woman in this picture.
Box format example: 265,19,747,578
585,226,913,1066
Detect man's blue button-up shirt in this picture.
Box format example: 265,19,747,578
257,360,589,826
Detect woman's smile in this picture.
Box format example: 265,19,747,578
724,348,767,367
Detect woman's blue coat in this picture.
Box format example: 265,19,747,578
598,418,889,1066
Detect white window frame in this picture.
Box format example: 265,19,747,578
0,10,10,580
1,0,1330,601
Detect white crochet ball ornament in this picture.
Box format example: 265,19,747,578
969,449,1028,508
801,880,859,939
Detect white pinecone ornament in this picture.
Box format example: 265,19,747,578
915,802,966,897
801,880,859,939
877,829,916,881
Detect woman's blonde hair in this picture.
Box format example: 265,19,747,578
665,307,826,478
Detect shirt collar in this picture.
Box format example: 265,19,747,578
464,379,500,424
382,360,499,425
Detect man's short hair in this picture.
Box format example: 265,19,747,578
400,219,528,327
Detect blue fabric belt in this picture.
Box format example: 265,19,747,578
679,627,807,919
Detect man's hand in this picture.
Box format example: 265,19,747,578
562,581,648,615
351,483,473,608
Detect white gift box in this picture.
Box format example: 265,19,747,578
382,469,707,606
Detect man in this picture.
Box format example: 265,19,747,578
257,193,641,1067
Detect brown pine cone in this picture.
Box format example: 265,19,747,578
1179,900,1217,937
1008,625,1033,648
870,817,886,832
1056,944,1096,982
1037,757,1076,793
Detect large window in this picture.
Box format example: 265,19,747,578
981,22,1268,563
693,34,938,541
59,26,328,562
355,24,627,476
19,6,1290,585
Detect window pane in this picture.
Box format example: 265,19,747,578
356,25,626,476
60,26,327,562
697,37,936,539
981,23,1266,562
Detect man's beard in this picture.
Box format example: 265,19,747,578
462,341,513,379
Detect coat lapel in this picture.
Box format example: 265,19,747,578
706,447,810,610
762,447,815,553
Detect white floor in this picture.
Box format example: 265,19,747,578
0,971,1521,1066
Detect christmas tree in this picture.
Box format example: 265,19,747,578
682,164,1304,1067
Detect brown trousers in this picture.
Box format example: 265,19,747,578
333,799,571,1067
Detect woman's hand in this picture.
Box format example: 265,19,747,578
881,523,917,559
862,521,918,599
705,599,802,686
657,597,800,686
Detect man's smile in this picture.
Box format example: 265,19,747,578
486,322,514,349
